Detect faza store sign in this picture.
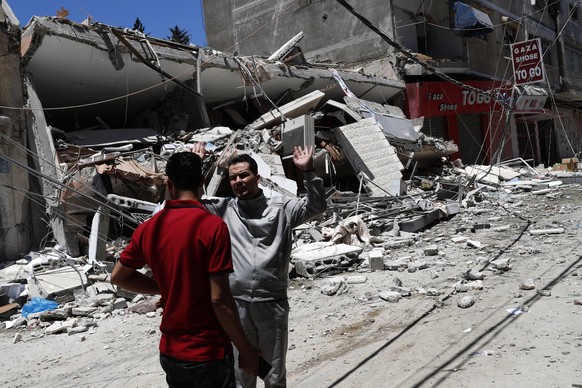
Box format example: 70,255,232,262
405,81,509,118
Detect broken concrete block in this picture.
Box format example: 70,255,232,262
466,240,482,249
320,278,348,296
491,258,512,271
113,298,128,310
529,228,565,235
291,243,363,278
465,280,483,290
520,279,536,290
30,266,88,304
445,202,461,216
390,286,411,297
426,288,441,296
424,245,439,256
464,269,485,280
367,249,385,271
345,275,367,284
384,261,408,271
399,209,441,233
67,326,88,335
451,236,468,244
71,307,97,316
95,294,115,306
457,296,475,309
45,321,67,335
537,289,551,297
408,261,429,273
379,291,402,303
39,309,69,321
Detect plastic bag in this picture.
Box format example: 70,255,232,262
21,297,59,318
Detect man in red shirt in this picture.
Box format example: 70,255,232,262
111,152,259,387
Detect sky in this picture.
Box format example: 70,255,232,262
7,0,207,45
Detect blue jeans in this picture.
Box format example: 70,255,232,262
159,353,235,388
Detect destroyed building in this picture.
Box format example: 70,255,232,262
204,0,582,167
0,0,581,323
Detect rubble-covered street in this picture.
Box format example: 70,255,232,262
2,181,581,387
2,1,582,387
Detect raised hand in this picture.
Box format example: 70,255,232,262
191,141,206,160
292,145,314,171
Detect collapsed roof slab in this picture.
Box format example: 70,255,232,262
20,17,404,130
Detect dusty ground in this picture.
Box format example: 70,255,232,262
1,183,582,388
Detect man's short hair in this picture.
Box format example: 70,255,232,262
228,154,258,175
166,152,203,192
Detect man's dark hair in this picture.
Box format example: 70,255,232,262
228,154,258,175
166,152,203,192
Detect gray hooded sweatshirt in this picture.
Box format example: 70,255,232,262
203,171,325,302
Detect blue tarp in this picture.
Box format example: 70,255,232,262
453,2,494,36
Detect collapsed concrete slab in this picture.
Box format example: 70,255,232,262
335,117,404,197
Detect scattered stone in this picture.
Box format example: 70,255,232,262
537,289,551,297
345,275,367,284
96,294,115,306
390,286,411,297
45,322,67,335
529,228,565,235
465,280,483,290
424,245,439,256
452,236,468,244
408,261,429,273
454,282,469,293
128,298,160,314
465,269,485,280
71,307,97,317
320,279,348,296
384,261,408,271
393,277,403,287
490,257,512,271
519,279,536,290
573,299,582,306
68,326,88,335
13,332,22,344
113,298,128,310
426,288,441,296
458,296,475,309
466,240,482,249
379,291,402,303
145,312,157,318
39,309,69,321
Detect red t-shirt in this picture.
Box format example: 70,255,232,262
120,199,233,362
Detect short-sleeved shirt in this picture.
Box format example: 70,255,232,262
120,199,233,362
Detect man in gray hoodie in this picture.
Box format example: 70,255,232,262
196,144,326,388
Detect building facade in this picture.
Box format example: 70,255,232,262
204,0,582,166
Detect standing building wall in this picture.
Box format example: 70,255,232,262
0,2,33,261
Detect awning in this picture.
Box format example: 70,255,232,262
453,2,494,37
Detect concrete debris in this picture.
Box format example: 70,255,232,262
529,228,565,235
519,279,536,290
464,269,485,280
457,296,476,309
379,291,403,303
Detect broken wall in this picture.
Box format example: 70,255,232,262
0,2,34,261
203,0,396,65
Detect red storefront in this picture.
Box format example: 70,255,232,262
405,80,513,164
